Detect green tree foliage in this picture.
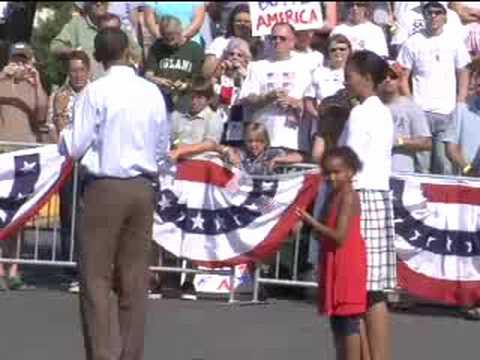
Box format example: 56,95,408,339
31,2,73,93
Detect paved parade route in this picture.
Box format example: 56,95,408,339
0,289,478,360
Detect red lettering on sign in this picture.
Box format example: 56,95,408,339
309,9,319,23
218,279,231,291
256,8,321,32
285,9,293,23
267,13,279,26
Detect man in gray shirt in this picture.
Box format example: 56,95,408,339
380,61,432,172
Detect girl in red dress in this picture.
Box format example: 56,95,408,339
296,146,367,360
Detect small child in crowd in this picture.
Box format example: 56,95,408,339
169,78,223,162
295,146,367,360
220,121,304,175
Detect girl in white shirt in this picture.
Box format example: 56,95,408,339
339,49,395,360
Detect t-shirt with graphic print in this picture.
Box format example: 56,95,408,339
239,56,311,151
146,39,204,112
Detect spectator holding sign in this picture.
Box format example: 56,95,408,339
239,22,311,152
331,2,389,57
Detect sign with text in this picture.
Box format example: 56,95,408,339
249,2,323,37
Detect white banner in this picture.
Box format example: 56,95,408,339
249,2,323,37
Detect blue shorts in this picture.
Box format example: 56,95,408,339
330,315,362,337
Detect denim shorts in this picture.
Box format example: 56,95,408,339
330,315,362,337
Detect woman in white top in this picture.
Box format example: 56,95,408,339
339,49,395,360
304,34,352,119
202,4,262,79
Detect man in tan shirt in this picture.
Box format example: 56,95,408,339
0,42,49,144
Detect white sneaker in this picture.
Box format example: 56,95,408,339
68,281,80,293
148,290,163,300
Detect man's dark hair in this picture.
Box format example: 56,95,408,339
93,28,128,64
346,50,389,87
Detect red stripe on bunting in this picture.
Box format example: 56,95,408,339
398,260,480,307
422,183,480,205
0,159,74,241
196,173,322,268
176,159,234,188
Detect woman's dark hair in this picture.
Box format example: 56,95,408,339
94,28,129,64
321,146,363,174
225,4,250,38
346,50,389,87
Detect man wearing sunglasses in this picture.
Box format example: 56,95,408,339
397,1,470,175
239,22,311,152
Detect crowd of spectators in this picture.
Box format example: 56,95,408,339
1,1,480,298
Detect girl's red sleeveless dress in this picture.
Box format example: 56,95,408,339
318,195,367,316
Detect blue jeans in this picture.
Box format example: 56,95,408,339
422,111,453,175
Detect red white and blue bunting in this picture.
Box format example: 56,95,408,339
392,174,480,306
153,155,321,266
0,144,73,240
1,145,480,306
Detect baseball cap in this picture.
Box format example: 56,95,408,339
9,42,34,60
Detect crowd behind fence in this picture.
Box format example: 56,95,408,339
1,140,479,306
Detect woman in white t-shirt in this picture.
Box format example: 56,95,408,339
338,49,395,360
304,34,352,119
202,4,262,79
331,2,389,57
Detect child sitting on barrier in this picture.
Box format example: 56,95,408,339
295,146,367,360
219,121,304,175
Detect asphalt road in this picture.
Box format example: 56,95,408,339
0,285,478,360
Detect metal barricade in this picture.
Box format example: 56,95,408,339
0,141,69,270
2,143,477,305
0,146,238,301
250,170,480,303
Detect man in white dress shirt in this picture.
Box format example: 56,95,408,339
60,28,169,360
